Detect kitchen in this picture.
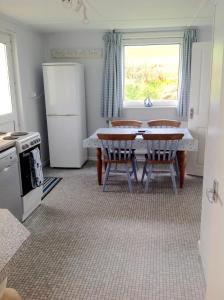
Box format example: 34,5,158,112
0,60,86,222
0,1,224,299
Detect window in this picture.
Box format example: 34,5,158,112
0,42,13,115
0,32,18,131
123,35,181,108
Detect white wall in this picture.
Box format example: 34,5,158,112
44,30,106,136
44,30,106,159
0,15,49,164
44,30,180,133
0,20,213,162
45,27,213,131
44,27,213,158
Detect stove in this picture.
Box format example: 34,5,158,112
11,131,28,136
0,131,42,221
3,136,18,140
0,132,41,153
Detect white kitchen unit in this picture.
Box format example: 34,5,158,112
0,147,22,220
42,63,87,168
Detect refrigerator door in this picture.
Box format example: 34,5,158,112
47,116,87,168
43,64,84,116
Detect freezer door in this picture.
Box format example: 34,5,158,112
43,64,84,116
47,116,87,168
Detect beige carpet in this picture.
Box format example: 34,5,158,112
5,163,205,299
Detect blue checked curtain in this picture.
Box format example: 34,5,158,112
178,28,198,120
101,31,123,118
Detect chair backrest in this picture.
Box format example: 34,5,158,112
97,133,137,162
143,133,184,162
147,119,181,128
111,120,143,128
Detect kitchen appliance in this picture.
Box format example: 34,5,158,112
0,131,43,221
42,62,87,168
0,147,22,220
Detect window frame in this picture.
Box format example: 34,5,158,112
0,31,18,129
122,32,183,109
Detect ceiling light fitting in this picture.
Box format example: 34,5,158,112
61,0,88,23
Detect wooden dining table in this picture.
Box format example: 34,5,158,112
83,127,198,188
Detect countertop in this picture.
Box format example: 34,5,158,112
0,140,15,153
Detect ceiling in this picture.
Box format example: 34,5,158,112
0,0,214,32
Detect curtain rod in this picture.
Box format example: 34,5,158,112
112,26,196,34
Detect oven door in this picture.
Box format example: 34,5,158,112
19,145,41,196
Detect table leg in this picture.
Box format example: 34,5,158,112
96,148,102,185
177,151,186,188
104,161,108,171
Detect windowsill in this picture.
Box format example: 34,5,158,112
123,100,178,109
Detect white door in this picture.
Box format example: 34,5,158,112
47,116,87,168
187,42,212,176
199,1,224,299
0,32,18,132
42,64,84,116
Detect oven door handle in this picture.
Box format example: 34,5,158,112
22,153,30,158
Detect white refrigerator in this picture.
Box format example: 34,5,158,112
42,62,87,168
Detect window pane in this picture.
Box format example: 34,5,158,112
124,44,180,102
0,43,12,115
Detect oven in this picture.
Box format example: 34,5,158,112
14,132,43,221
0,131,43,221
19,144,41,197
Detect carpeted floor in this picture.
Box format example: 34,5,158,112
5,162,205,300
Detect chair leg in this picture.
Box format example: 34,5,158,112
104,161,108,171
144,165,152,193
132,150,138,170
126,164,133,193
141,162,147,183
103,163,111,192
135,157,139,170
169,164,177,194
175,158,179,177
132,159,138,182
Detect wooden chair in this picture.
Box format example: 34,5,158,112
111,120,143,128
147,119,181,176
147,119,181,128
97,133,138,192
111,120,142,170
141,133,184,194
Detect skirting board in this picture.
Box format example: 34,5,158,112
198,239,206,282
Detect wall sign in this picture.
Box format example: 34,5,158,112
51,48,103,59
